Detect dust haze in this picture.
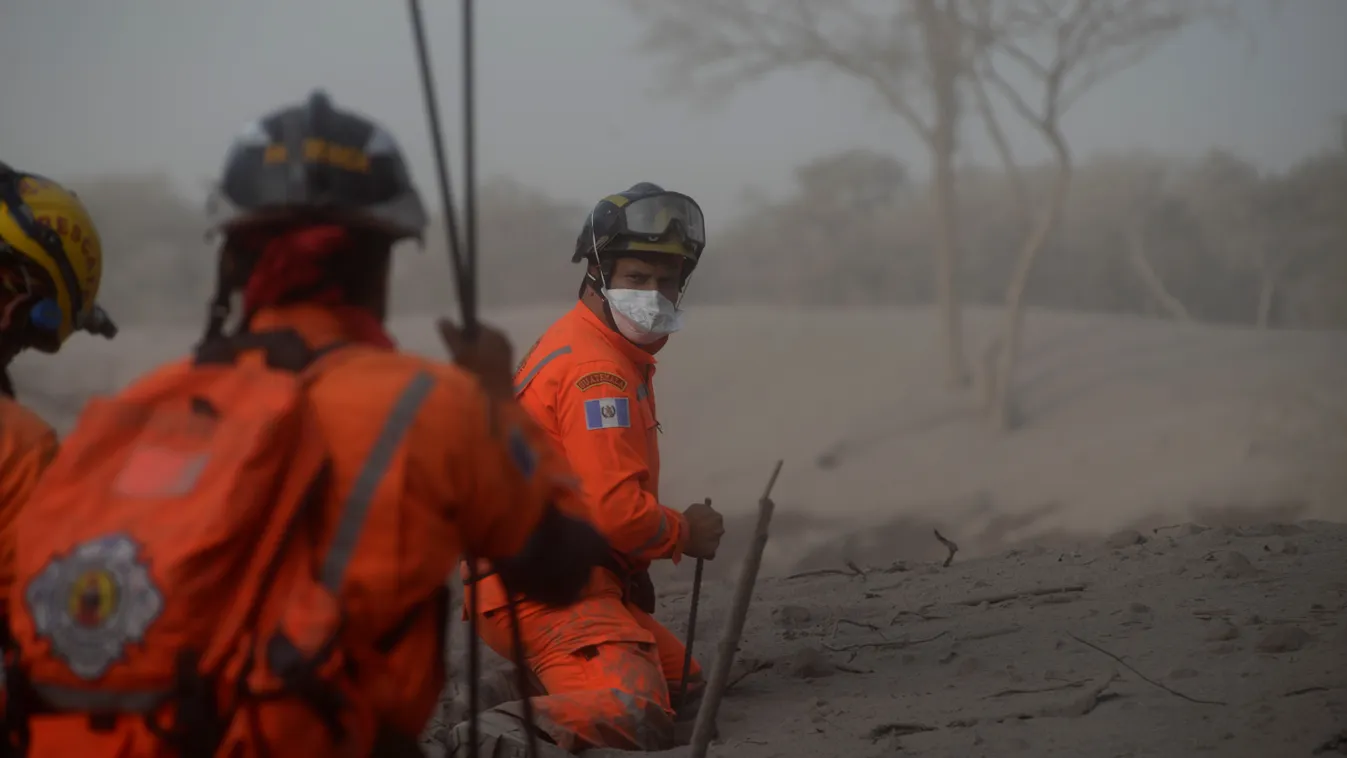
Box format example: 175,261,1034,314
6,0,1344,539
6,1,1347,756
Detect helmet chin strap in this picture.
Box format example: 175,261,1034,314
674,271,692,308
589,212,606,295
584,216,618,325
585,269,620,335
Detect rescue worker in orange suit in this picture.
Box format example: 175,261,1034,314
6,92,609,757
0,164,118,713
449,183,726,756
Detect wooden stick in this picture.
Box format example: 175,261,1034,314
1066,632,1227,705
690,460,782,758
933,529,959,567
951,584,1086,606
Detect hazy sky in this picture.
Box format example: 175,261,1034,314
2,0,1345,229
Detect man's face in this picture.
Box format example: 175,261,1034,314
606,253,684,304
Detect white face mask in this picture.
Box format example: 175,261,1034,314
603,288,684,345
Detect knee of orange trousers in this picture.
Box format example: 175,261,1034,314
475,606,520,664
624,602,703,688
473,589,656,676
520,642,676,752
475,602,704,694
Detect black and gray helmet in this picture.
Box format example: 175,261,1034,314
572,182,706,268
207,90,427,241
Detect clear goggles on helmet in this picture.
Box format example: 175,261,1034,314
612,192,706,250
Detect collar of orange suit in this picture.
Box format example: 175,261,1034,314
249,302,396,350
573,299,662,367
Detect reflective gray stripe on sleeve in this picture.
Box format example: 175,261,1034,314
513,345,572,397
319,370,436,590
630,509,670,557
32,683,167,713
636,384,648,401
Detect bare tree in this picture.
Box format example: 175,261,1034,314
1180,148,1303,329
620,0,975,388
1106,158,1194,321
1126,217,1193,322
962,0,1231,431
1256,141,1347,328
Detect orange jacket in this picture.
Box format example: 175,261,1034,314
0,395,58,619
466,301,685,615
249,305,578,735
514,302,686,569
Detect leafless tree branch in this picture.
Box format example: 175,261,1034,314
960,0,1234,431
622,0,936,142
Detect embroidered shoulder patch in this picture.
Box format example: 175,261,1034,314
506,425,537,478
25,533,165,680
583,397,631,430
575,372,628,393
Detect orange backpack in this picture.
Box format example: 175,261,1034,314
4,329,392,758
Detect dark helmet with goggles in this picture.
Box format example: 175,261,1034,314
573,183,706,276
207,90,428,242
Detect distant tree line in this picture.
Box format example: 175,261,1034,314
68,135,1345,334
696,142,1347,332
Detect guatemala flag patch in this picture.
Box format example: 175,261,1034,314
583,397,631,430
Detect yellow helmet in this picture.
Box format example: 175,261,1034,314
0,165,105,349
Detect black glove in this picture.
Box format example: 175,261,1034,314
628,570,657,614
493,504,609,608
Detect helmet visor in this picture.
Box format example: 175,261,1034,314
620,192,706,248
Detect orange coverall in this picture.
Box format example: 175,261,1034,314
13,304,585,757
0,395,58,618
0,393,58,717
464,300,701,752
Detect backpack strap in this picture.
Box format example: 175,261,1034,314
192,329,349,373
187,330,351,420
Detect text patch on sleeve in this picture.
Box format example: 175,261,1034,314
574,372,628,393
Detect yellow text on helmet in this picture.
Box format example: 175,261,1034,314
263,140,371,174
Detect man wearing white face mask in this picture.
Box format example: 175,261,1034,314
454,183,725,754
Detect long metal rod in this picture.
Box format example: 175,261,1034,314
467,561,481,758
506,596,541,758
677,557,704,710
460,0,479,336
677,499,709,710
406,4,511,758
406,0,475,334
